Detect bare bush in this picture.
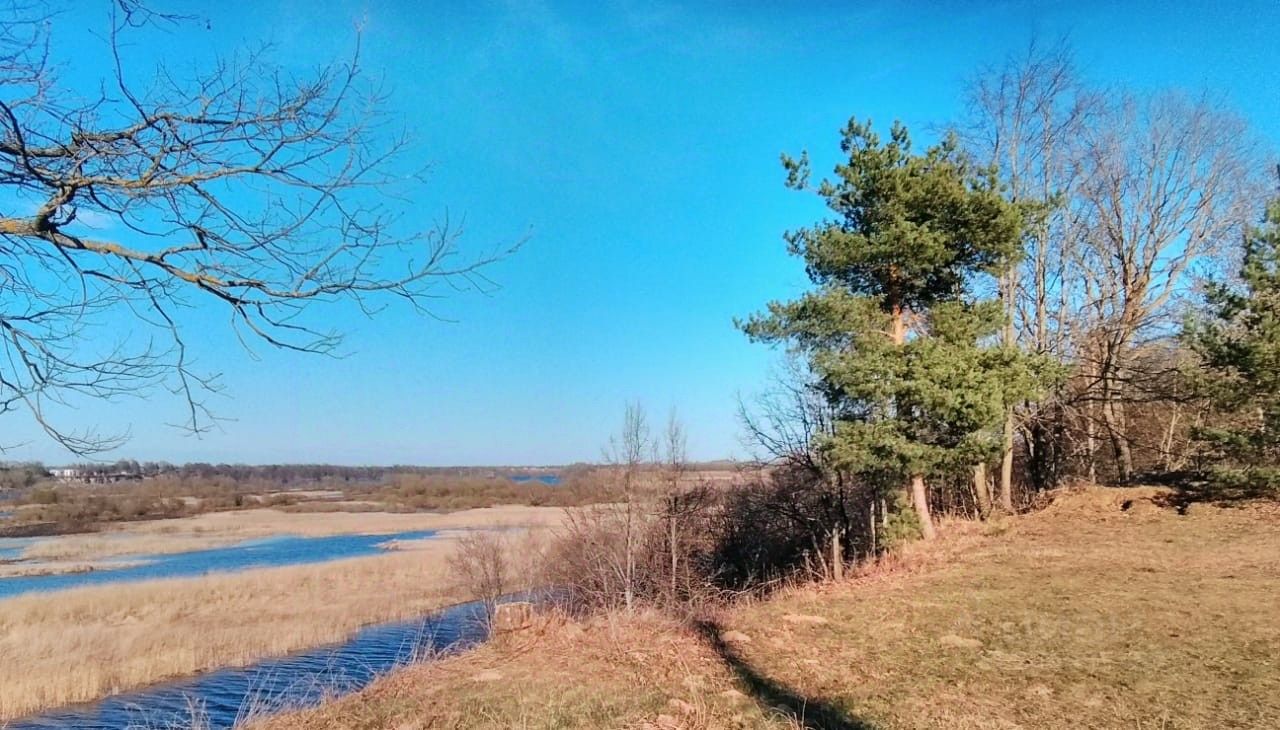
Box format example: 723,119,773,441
708,465,908,593
446,532,510,626
534,399,914,615
539,498,725,616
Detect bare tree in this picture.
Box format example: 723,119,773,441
962,40,1263,487
0,4,512,453
656,408,714,603
602,401,653,613
960,38,1098,500
1075,92,1260,481
737,355,838,474
738,358,872,574
661,409,687,599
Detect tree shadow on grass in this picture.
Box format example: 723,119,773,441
693,619,880,730
1136,470,1276,512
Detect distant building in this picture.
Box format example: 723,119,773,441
49,467,142,484
50,467,83,482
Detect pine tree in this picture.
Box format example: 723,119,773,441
1183,187,1280,495
740,119,1040,539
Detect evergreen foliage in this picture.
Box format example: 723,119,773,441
740,120,1055,535
1184,187,1280,495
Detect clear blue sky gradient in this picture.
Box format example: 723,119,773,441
9,0,1279,465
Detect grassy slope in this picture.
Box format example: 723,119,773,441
262,488,1280,730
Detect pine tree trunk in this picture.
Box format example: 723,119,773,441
999,411,1015,512
891,300,936,540
973,462,992,519
1034,412,1068,491
910,474,936,540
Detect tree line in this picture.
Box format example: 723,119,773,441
499,43,1279,617
737,40,1276,556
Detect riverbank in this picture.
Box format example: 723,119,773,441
260,489,1280,729
0,506,559,722
0,558,147,578
11,504,559,564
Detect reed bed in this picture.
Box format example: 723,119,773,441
0,547,459,721
0,506,562,722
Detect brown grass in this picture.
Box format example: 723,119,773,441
262,487,1280,729
713,491,1280,728
256,611,800,730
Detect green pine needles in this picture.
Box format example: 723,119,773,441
1184,187,1280,496
740,119,1057,538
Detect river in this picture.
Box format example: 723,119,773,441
0,530,438,600
7,599,492,729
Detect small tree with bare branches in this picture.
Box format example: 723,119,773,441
446,531,511,627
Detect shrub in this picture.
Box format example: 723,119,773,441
532,465,909,616
710,466,881,592
27,487,59,505
447,532,512,625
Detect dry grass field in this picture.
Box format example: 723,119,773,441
262,488,1280,730
0,506,561,722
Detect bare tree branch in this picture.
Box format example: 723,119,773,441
0,4,516,453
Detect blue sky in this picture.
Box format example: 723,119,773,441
7,0,1279,465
